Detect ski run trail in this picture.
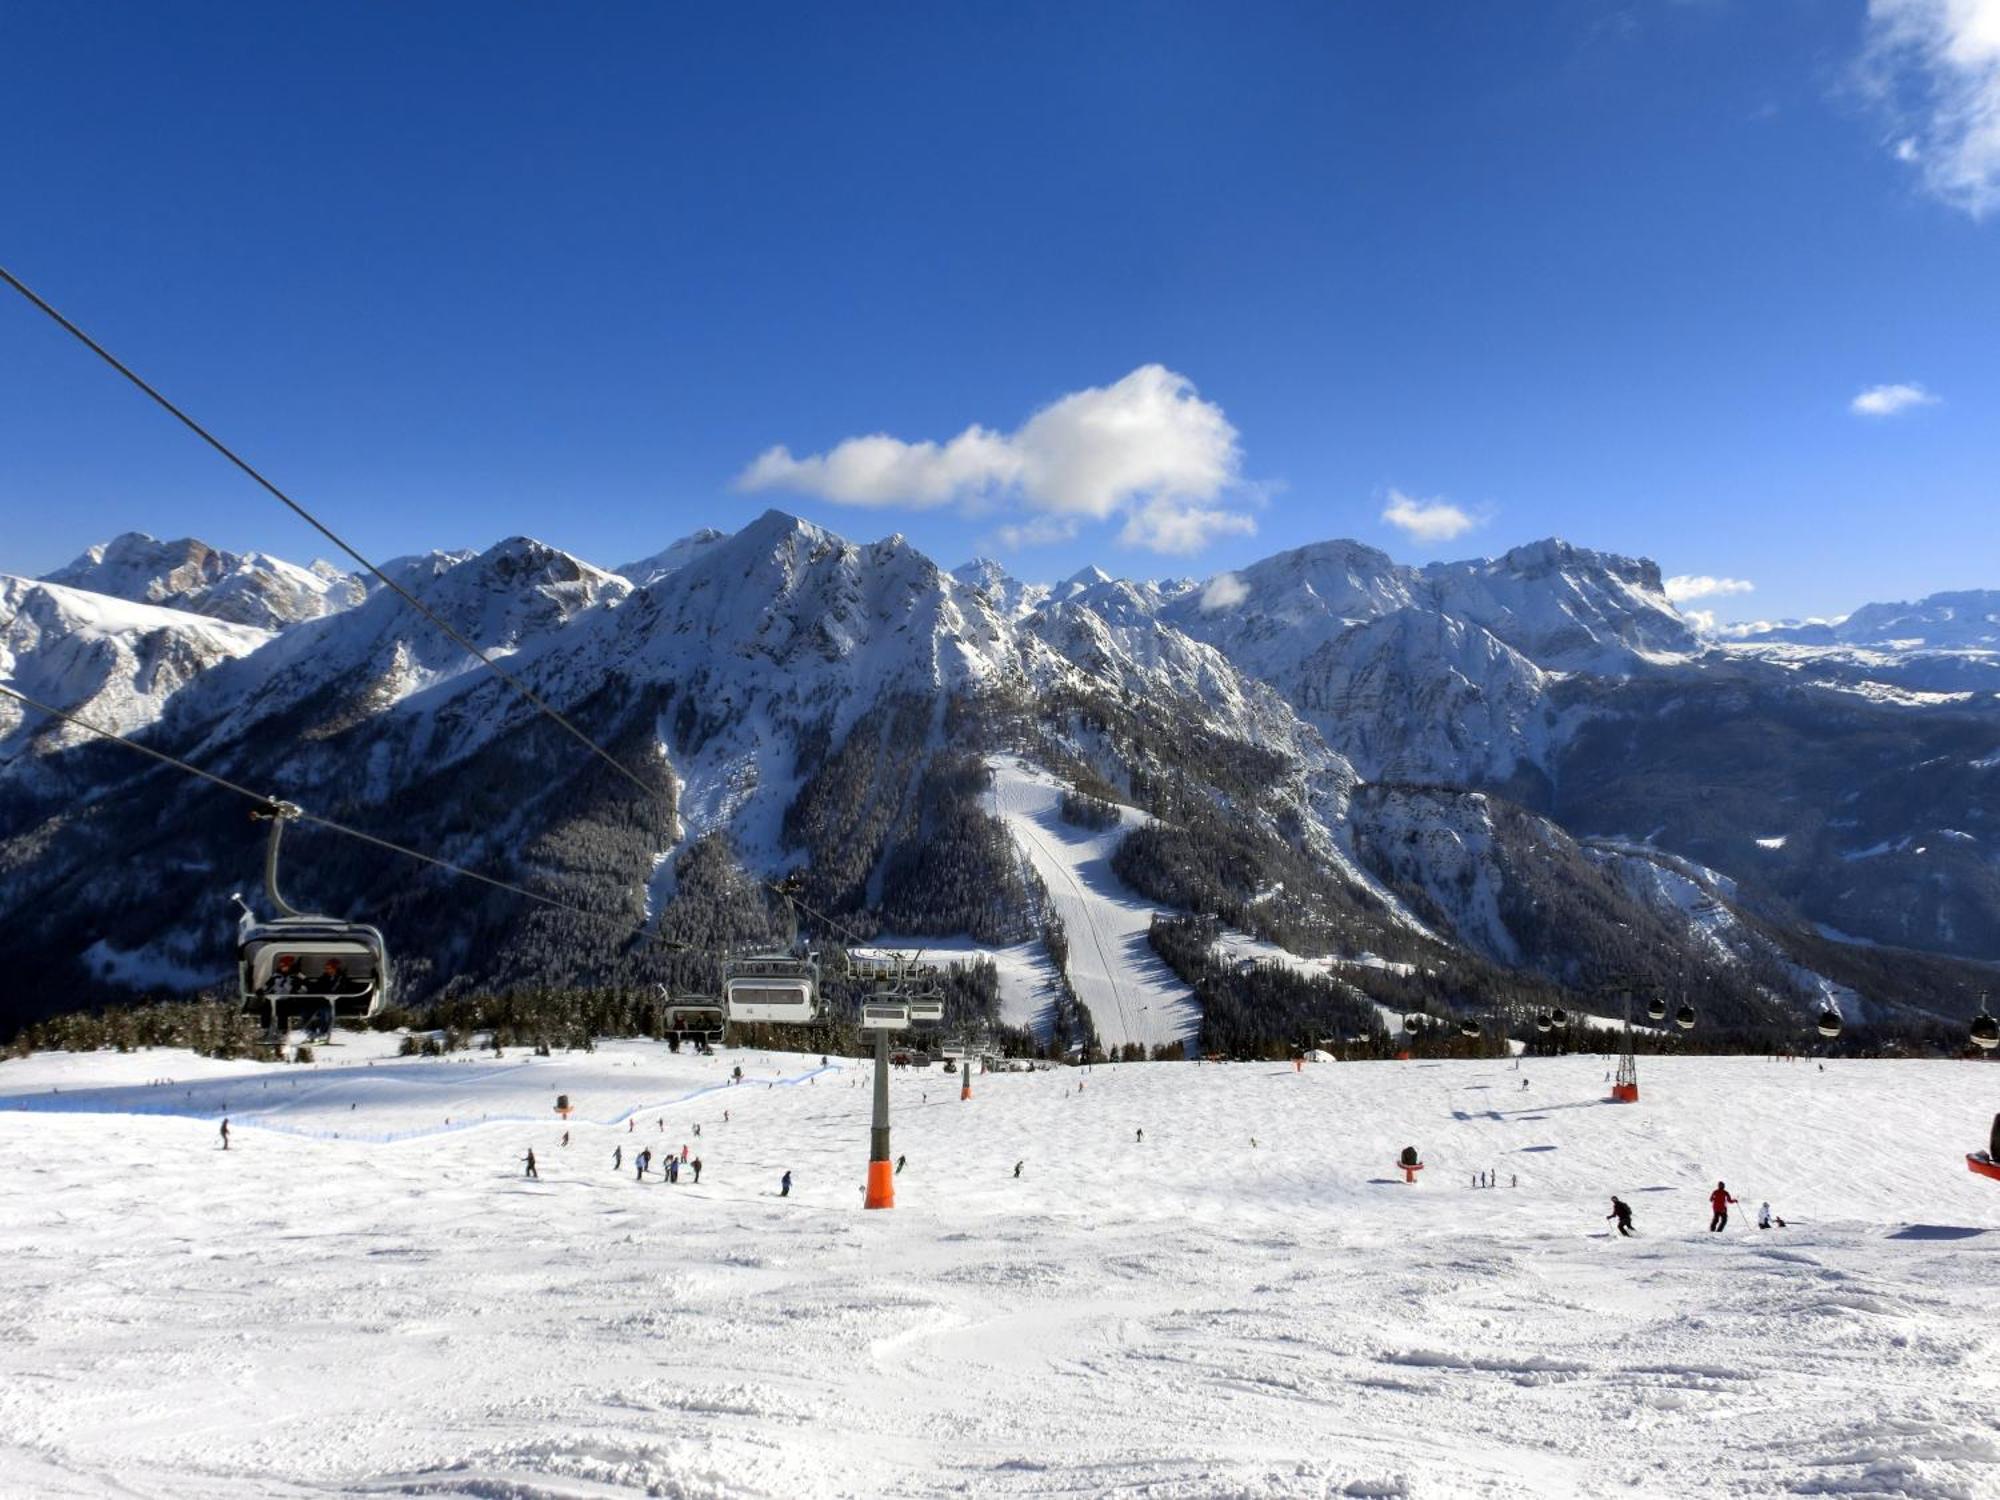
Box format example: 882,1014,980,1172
4,1038,1998,1498
984,756,1199,1052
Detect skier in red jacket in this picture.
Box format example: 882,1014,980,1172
1708,1182,1738,1232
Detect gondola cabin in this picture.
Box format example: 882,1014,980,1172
239,916,389,1030
722,954,819,1024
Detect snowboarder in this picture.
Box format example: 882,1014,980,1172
895,1154,906,1175
780,1170,792,1198
523,1148,538,1179
691,1157,702,1184
1608,1196,1635,1236
1013,1160,1023,1178
219,1118,230,1151
1709,1182,1737,1232
613,1145,623,1171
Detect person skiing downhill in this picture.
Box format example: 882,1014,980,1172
522,1148,538,1179
1013,1160,1024,1178
1607,1197,1635,1237
1709,1182,1738,1232
613,1145,622,1171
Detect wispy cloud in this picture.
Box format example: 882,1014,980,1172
735,365,1255,555
1380,489,1481,544
1199,572,1249,612
1664,574,1756,603
1861,0,2000,217
1849,381,1942,416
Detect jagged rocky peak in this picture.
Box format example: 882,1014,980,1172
42,531,364,630
1418,537,1695,668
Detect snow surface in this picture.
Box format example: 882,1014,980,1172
2,1041,1997,1498
983,757,1198,1050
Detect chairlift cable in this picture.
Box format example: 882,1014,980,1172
0,264,664,804
2,266,896,962
0,681,684,948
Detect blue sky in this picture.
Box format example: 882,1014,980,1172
2,1,1995,622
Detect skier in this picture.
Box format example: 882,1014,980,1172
1136,1127,1144,1143
613,1145,623,1171
1607,1196,1635,1236
1013,1160,1023,1178
1708,1181,1738,1232
681,1143,689,1163
561,1130,570,1147
895,1154,906,1175
635,1150,649,1181
691,1157,702,1184
628,1119,634,1133
219,1118,230,1151
1522,1078,1530,1091
780,1170,792,1198
694,1123,702,1137
523,1148,538,1179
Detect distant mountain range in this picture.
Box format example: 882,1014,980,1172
2,515,1994,1041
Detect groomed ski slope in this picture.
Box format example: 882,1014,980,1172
3,1040,1998,1498
984,756,1198,1050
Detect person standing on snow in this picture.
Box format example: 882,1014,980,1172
691,1157,702,1184
613,1145,623,1171
1709,1182,1738,1232
780,1170,792,1198
1013,1160,1024,1178
1607,1197,1635,1237
219,1118,231,1151
522,1148,538,1179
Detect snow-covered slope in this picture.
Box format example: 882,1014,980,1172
43,531,364,629
615,527,729,586
1,1042,1994,1498
983,757,1197,1050
0,574,272,775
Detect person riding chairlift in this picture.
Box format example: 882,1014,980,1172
269,953,301,996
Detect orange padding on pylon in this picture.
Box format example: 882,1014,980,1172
1611,1083,1640,1103
865,1158,896,1209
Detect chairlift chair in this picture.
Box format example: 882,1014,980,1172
235,800,389,1032
1971,1011,1999,1052
723,952,820,1024
1549,1007,1570,1028
1815,1008,1843,1040
860,998,913,1032
1534,1012,1554,1034
1675,1003,1698,1031
906,992,946,1026
1646,995,1668,1021
660,990,725,1043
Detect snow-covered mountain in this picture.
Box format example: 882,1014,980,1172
0,575,272,783
2,511,1994,1039
42,532,364,630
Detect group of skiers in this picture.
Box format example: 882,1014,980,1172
607,1142,704,1184
1606,1182,1787,1237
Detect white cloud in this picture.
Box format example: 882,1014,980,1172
992,515,1079,550
1199,572,1249,612
1664,574,1757,603
1850,381,1942,416
1380,489,1480,544
1862,0,2000,217
735,365,1254,555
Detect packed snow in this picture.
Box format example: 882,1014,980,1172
3,1038,1997,1498
983,756,1198,1050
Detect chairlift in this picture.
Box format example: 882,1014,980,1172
1646,995,1668,1022
1815,1008,1843,1040
235,800,388,1033
1675,1003,1697,1031
1403,1012,1425,1033
1549,1007,1570,1029
860,998,912,1032
1970,1011,1999,1052
1534,1012,1554,1034
1458,1018,1480,1039
657,987,725,1043
723,952,820,1024
907,992,946,1026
